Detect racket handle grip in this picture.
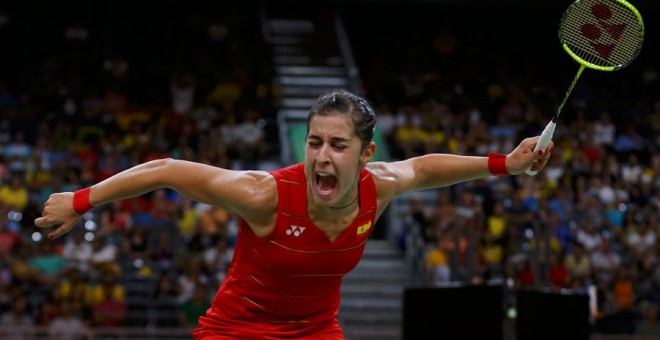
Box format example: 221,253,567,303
524,120,556,176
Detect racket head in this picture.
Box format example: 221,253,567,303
559,0,644,71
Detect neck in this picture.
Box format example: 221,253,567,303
329,193,359,209
307,187,360,221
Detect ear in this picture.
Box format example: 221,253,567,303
360,141,377,165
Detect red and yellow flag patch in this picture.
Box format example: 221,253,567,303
357,221,372,235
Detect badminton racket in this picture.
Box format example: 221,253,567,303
525,0,644,175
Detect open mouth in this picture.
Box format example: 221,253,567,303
315,172,337,195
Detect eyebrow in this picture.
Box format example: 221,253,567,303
307,135,351,143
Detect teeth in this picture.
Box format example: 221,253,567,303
318,172,332,177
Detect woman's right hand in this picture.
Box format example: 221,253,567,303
34,192,81,239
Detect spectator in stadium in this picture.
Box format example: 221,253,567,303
47,299,88,340
0,296,34,340
87,271,125,320
174,197,200,239
8,244,31,285
424,231,452,285
0,175,29,213
565,242,592,285
90,279,127,328
170,73,196,115
29,241,67,286
35,90,552,338
178,282,211,329
576,219,603,253
150,229,176,271
176,259,209,305
232,108,268,169
89,236,119,277
613,125,646,158
626,215,657,260
591,237,623,286
203,235,233,287
154,272,178,302
122,225,149,262
97,201,132,237
61,231,92,273
0,207,22,255
35,291,60,327
3,131,31,173
54,267,89,320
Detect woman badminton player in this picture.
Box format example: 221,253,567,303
35,90,552,339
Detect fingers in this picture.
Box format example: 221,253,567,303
48,221,76,240
529,142,554,172
34,216,52,228
528,135,542,144
35,214,78,239
34,200,58,228
538,142,554,162
525,135,543,150
35,217,77,240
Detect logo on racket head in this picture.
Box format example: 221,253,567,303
580,3,627,60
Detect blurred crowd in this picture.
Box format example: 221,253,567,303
0,1,658,338
0,1,281,337
346,3,660,336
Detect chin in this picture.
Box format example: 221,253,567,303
312,192,336,207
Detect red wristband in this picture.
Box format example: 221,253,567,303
488,152,510,176
73,187,94,215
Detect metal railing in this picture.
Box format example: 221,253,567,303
0,326,192,340
333,10,363,97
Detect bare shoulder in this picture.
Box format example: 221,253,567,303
242,170,276,185
234,170,278,212
365,161,402,201
366,158,421,198
230,170,278,236
365,161,398,181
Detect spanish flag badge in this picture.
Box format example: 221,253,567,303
356,221,372,236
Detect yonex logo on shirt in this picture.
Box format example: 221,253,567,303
286,225,306,237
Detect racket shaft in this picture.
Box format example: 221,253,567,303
555,65,585,120
525,120,556,176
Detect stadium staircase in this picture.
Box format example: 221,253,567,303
340,239,408,340
260,4,361,165
260,5,408,339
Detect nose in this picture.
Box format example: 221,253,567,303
316,143,331,163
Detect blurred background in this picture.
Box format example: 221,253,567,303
0,0,658,339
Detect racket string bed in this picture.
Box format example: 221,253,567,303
560,0,643,69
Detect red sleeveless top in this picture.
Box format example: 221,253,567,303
194,163,377,339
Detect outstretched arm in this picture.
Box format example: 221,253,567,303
370,135,553,200
35,158,277,239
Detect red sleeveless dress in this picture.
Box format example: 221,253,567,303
194,163,377,339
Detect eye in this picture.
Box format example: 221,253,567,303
333,144,347,151
307,141,321,148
